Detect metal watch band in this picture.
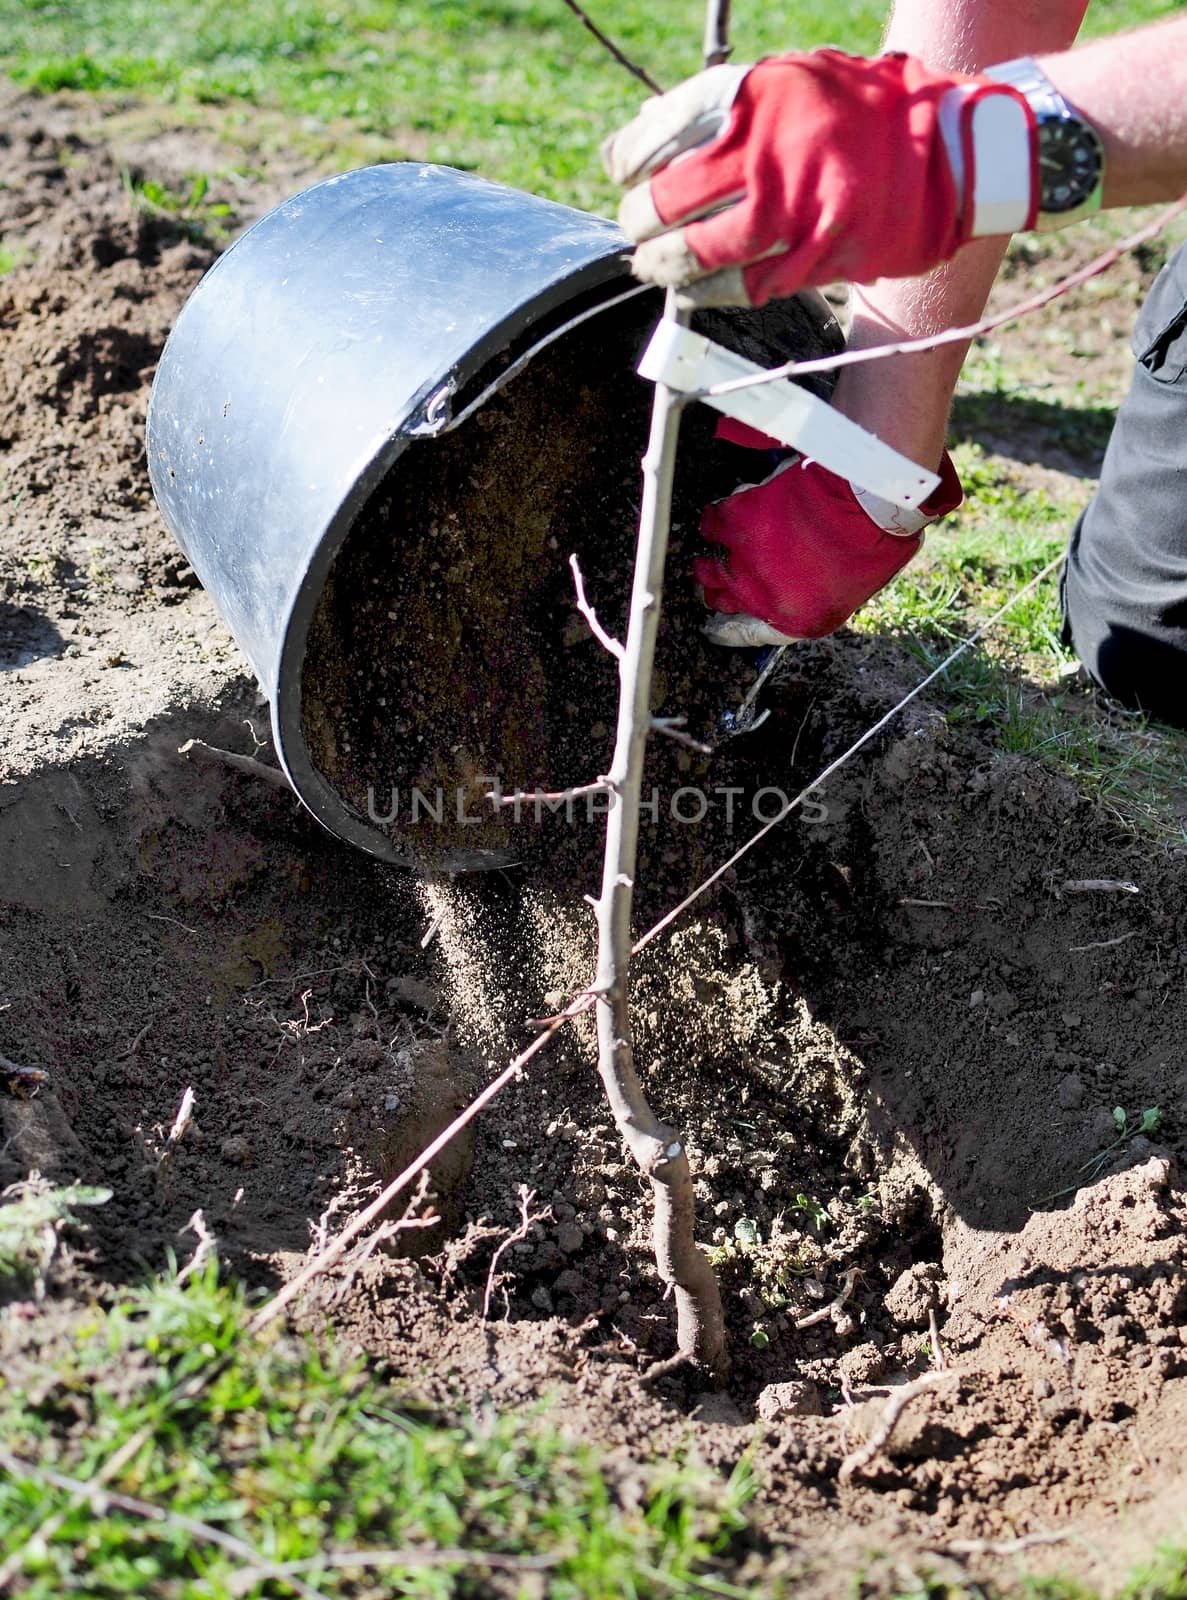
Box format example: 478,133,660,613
984,55,1105,225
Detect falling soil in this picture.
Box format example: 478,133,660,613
302,289,842,871
3,85,1187,1597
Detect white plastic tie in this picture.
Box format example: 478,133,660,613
638,321,940,508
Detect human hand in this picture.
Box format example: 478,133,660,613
694,419,963,646
602,50,1035,308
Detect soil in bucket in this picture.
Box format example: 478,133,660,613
300,290,842,875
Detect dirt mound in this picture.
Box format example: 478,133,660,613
2,87,1187,1597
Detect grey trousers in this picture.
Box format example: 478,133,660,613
1062,241,1187,727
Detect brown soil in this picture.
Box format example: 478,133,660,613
302,290,841,871
2,87,1187,1597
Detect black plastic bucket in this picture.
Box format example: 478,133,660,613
147,163,840,871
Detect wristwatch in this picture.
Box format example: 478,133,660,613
984,56,1105,228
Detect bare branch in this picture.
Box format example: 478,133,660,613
589,283,726,1375
177,737,291,792
650,716,713,755
490,779,611,808
838,1372,958,1483
794,1266,860,1330
570,553,624,659
1060,878,1140,895
557,0,662,94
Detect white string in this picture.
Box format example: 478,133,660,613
695,195,1187,398
634,551,1064,954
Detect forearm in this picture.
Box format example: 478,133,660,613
1044,21,1187,207
835,0,1089,465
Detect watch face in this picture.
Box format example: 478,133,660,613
1039,116,1103,212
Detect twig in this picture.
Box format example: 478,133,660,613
838,1372,958,1483
146,912,199,936
794,1266,860,1329
247,994,594,1335
936,1532,1071,1558
1068,931,1138,953
228,1545,562,1592
570,553,624,659
116,1016,155,1060
650,716,713,755
699,195,1187,397
928,1306,948,1371
175,1209,217,1285
580,0,733,1378
491,779,611,808
482,1185,553,1320
0,1449,321,1600
0,1424,154,1591
177,737,291,792
557,0,662,94
166,1086,195,1146
156,1086,195,1191
330,1176,440,1306
1060,878,1140,895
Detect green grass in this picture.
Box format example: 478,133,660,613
853,439,1187,841
0,241,31,276
0,0,881,211
0,0,1168,212
0,1178,111,1293
0,1256,759,1599
120,167,236,243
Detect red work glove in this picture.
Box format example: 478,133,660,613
602,50,1036,307
694,418,963,646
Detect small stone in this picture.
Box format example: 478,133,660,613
1039,1392,1078,1423
969,990,985,1008
837,1343,886,1386
220,1135,250,1165
885,1263,943,1329
385,976,439,1012
1091,1107,1120,1143
555,1222,584,1255
553,1269,587,1297
530,1287,554,1314
756,1380,822,1421
1061,1012,1082,1028
691,1392,746,1427
1033,1377,1054,1399
1057,1074,1085,1110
